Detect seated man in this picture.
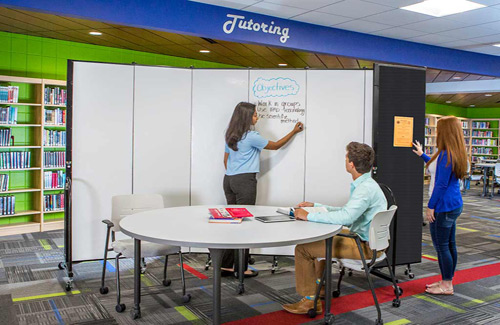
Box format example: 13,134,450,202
283,141,387,315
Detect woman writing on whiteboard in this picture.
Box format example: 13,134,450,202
222,101,303,277
412,116,467,295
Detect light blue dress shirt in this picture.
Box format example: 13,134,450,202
307,173,387,242
225,131,268,176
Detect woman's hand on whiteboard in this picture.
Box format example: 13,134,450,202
412,140,423,156
294,208,309,221
293,122,304,134
297,201,314,208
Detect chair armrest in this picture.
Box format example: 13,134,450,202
102,219,114,228
336,232,359,239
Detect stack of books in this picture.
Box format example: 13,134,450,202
208,207,253,224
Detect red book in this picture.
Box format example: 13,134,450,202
226,208,253,218
208,208,232,219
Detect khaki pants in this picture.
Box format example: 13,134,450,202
294,229,378,296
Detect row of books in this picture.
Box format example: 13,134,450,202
208,207,253,224
44,193,64,212
0,174,9,192
465,138,470,145
461,121,469,129
43,130,66,147
0,195,15,215
471,147,494,155
0,106,18,124
45,109,66,126
472,121,491,129
424,128,433,136
424,147,435,155
472,130,494,137
463,129,470,136
471,139,497,146
472,156,495,162
44,171,65,189
44,87,67,105
0,152,31,169
0,128,11,146
44,151,65,168
424,118,431,126
0,86,19,103
424,138,434,146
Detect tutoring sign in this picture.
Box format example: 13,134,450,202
223,14,290,44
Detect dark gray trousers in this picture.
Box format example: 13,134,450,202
222,173,257,271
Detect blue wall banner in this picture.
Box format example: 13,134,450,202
1,0,499,76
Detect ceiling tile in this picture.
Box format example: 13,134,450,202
445,7,500,25
291,11,352,26
264,0,343,11
318,0,393,19
189,0,260,10
465,33,500,44
477,20,500,32
403,18,470,33
333,19,392,33
242,2,308,18
439,39,479,49
363,8,433,26
475,0,500,6
373,27,427,39
407,33,460,45
438,26,499,39
357,0,421,8
467,45,500,55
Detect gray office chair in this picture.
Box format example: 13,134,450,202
310,206,401,325
100,194,190,313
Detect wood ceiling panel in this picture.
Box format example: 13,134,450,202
434,70,455,82
118,28,175,45
426,69,440,83
95,27,158,47
0,21,31,34
183,44,240,57
0,8,69,31
479,76,496,80
56,30,134,48
215,41,260,56
64,17,114,29
239,44,277,57
435,94,456,104
274,55,307,68
337,57,359,69
358,60,374,69
463,74,482,81
0,13,49,32
316,54,343,68
148,30,200,45
227,56,263,67
449,72,469,81
16,9,91,30
293,52,326,68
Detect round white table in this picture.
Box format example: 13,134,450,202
120,205,342,324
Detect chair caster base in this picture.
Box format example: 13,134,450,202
182,293,191,303
375,318,383,325
131,308,141,319
204,266,209,271
237,284,245,294
394,286,403,296
65,282,72,292
163,279,172,287
324,313,335,324
140,267,146,274
249,257,255,265
58,262,65,270
392,299,401,307
332,290,340,298
116,303,126,313
99,287,109,295
307,308,317,318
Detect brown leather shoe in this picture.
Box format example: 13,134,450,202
282,297,322,315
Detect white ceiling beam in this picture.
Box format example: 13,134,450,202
426,79,500,94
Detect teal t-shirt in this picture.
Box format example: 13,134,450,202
225,131,268,176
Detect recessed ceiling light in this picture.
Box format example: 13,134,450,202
493,44,500,47
469,105,475,107
199,49,210,53
485,94,493,97
278,63,288,67
452,76,461,80
89,31,102,36
401,0,485,17
446,101,452,103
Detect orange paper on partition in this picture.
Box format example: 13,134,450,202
393,116,414,147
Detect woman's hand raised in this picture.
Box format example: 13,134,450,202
412,140,423,156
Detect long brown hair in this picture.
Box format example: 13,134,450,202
225,102,256,151
426,116,467,179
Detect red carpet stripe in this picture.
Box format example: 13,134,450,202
224,262,500,325
177,263,209,280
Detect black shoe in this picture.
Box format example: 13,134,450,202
221,270,235,277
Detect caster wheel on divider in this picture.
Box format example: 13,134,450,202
99,287,109,295
394,287,403,296
204,265,209,271
324,314,335,324
375,319,383,325
115,304,126,313
408,273,415,279
249,257,255,265
65,283,72,292
163,279,172,287
332,290,340,298
307,308,317,318
182,294,191,303
404,270,409,275
392,299,401,308
348,271,353,277
237,284,245,295
58,262,65,270
271,269,276,274
140,267,146,274
131,309,141,319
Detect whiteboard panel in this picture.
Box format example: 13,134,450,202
305,70,366,207
249,70,306,206
133,66,191,207
71,62,134,262
364,70,373,145
191,70,249,205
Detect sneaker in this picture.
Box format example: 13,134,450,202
283,297,322,315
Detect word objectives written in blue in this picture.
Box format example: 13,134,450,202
252,77,300,99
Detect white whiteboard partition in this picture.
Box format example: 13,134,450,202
249,70,306,207
133,66,191,207
71,62,134,262
304,70,367,207
364,71,374,145
191,69,249,205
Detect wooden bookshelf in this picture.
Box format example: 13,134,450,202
0,75,66,236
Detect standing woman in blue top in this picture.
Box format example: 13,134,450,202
412,116,467,295
221,102,303,277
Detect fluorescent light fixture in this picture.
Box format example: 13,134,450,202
452,76,461,80
89,31,102,36
485,94,493,97
199,49,210,53
278,63,288,66
494,44,500,48
446,101,452,103
401,0,485,17
469,105,475,107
